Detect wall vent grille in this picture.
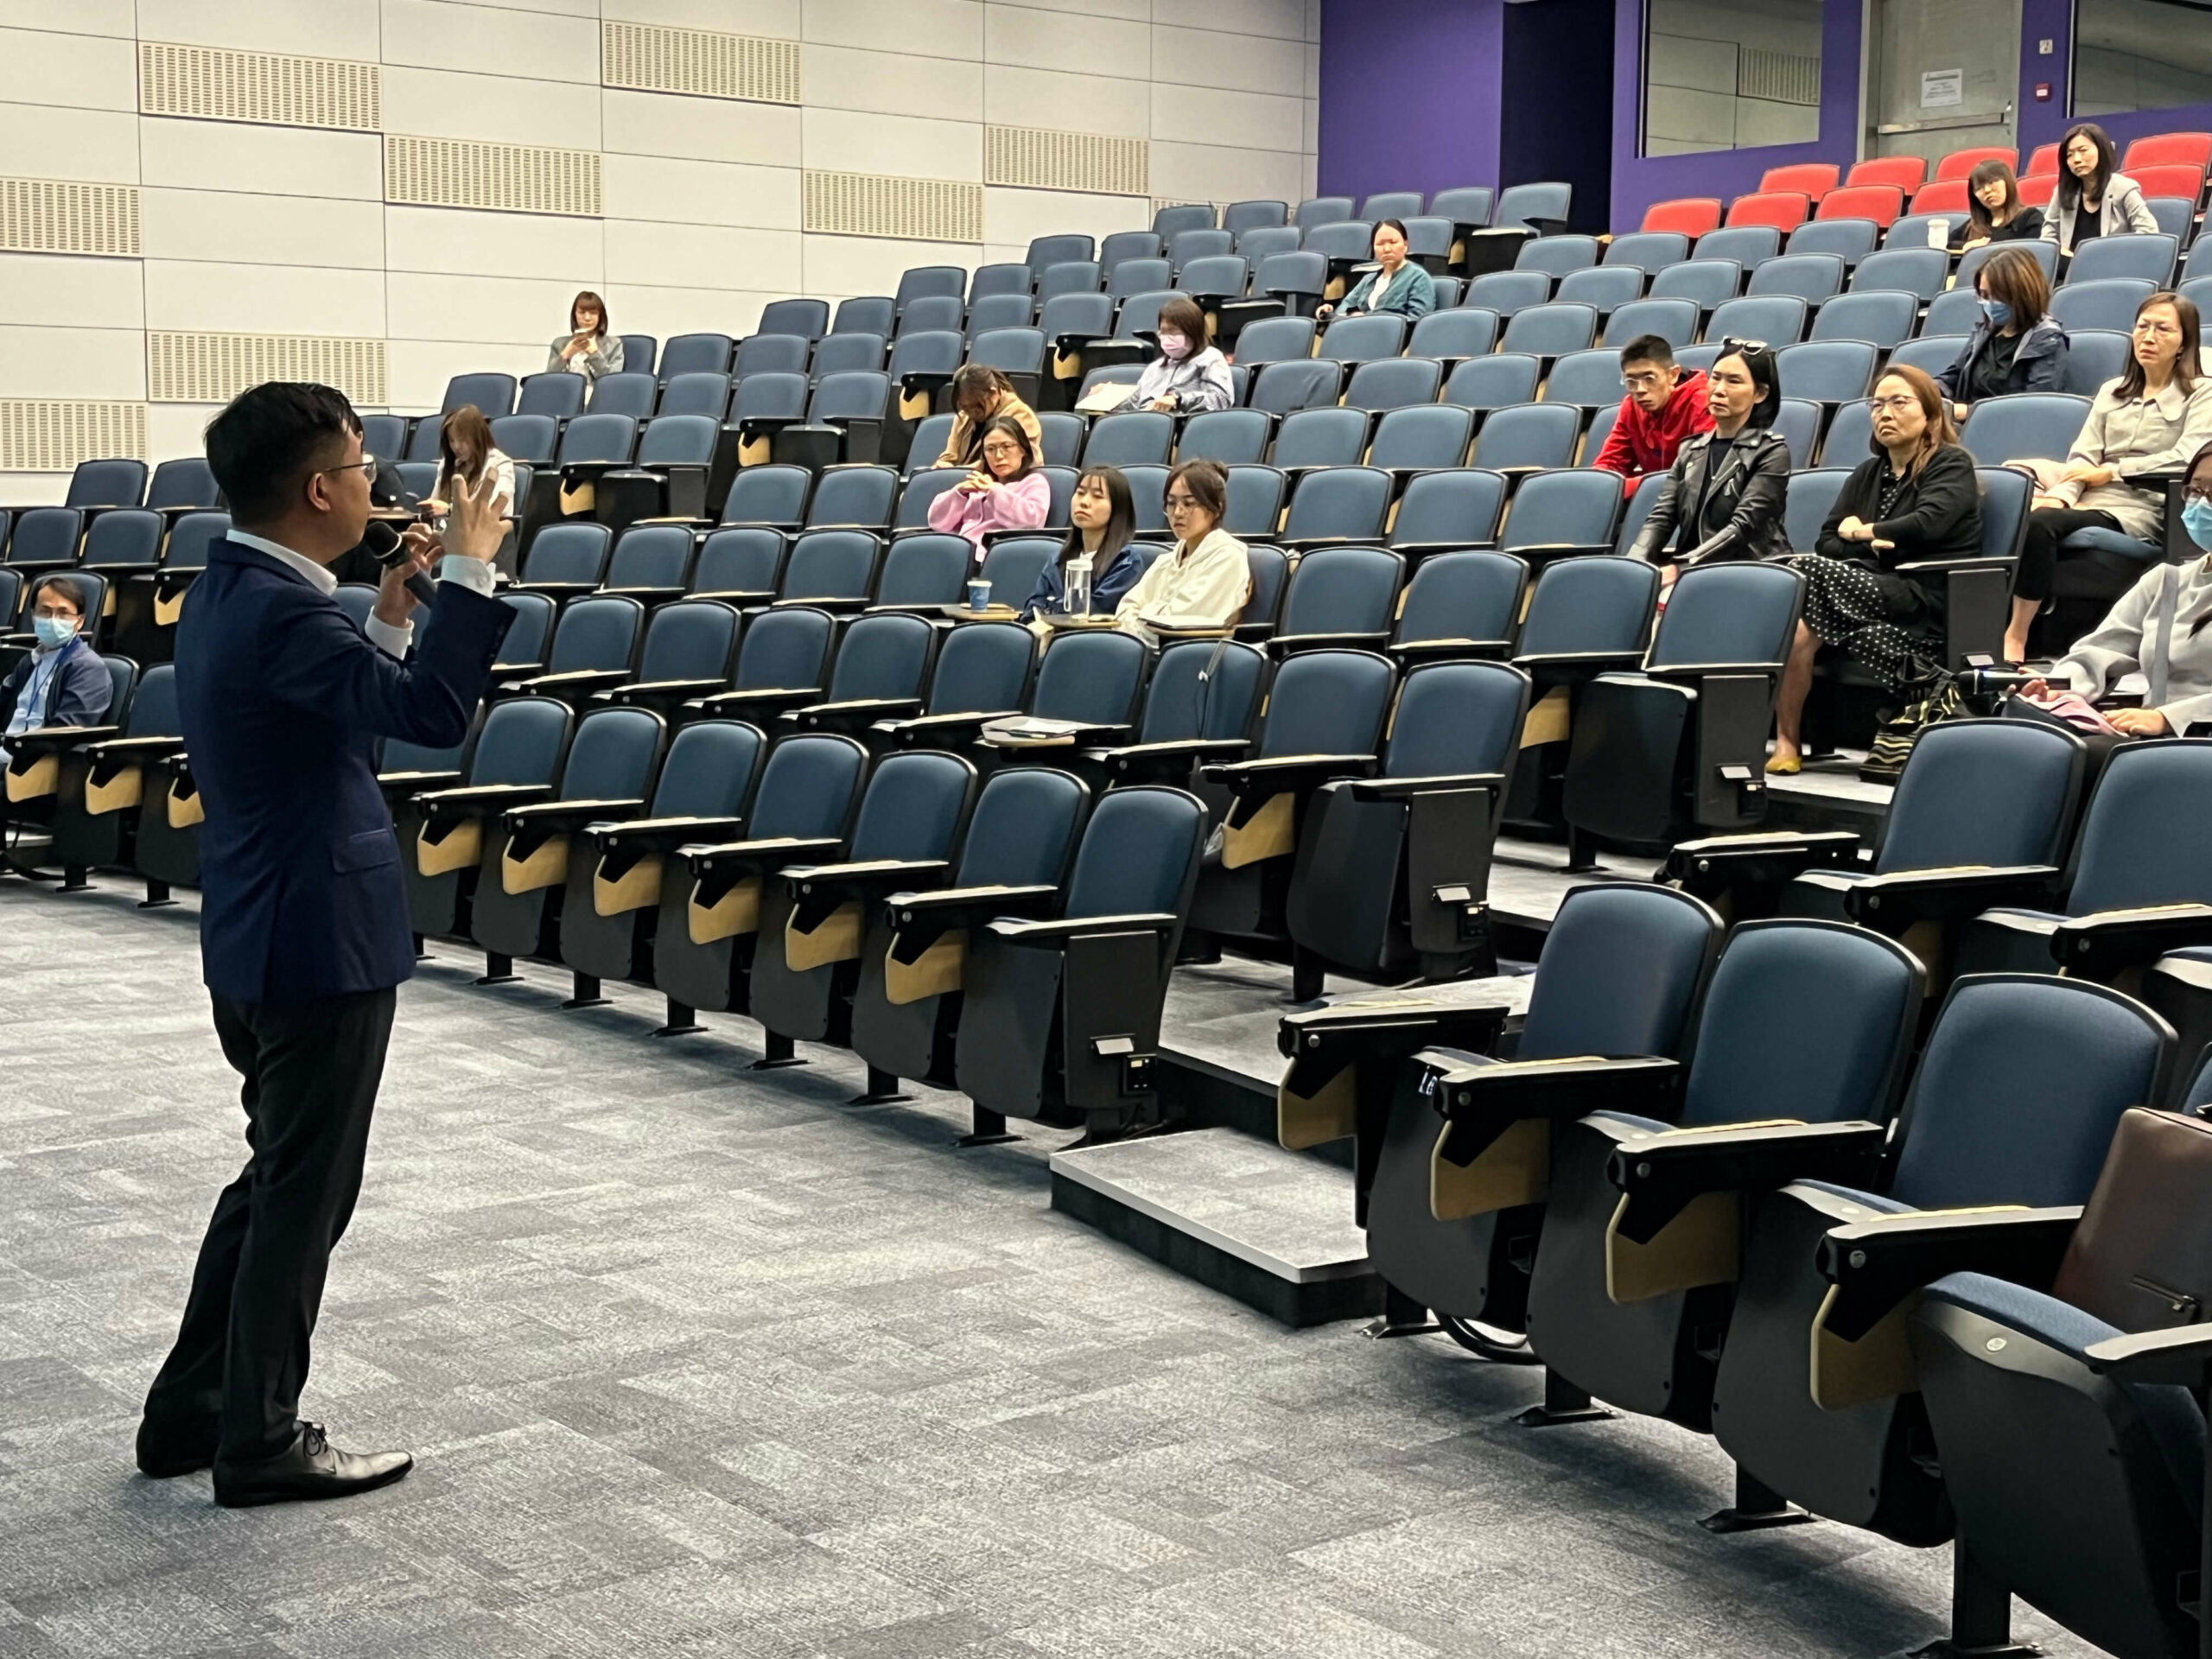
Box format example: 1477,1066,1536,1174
986,126,1148,196
149,332,387,407
139,41,380,130
0,401,146,472
0,178,140,257
1738,48,1822,105
803,171,982,242
601,22,800,104
385,135,602,218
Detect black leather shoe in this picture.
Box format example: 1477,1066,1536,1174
211,1423,413,1508
136,1415,219,1478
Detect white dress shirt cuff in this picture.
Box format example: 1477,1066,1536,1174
362,556,499,658
438,556,498,595
365,613,412,658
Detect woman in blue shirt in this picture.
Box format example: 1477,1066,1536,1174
1021,465,1148,623
1,575,111,764
1320,219,1436,321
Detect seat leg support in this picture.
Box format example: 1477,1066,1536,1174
1905,1541,2041,1657
561,972,610,1011
1289,947,1325,1005
1362,1284,1441,1339
956,1104,1022,1148
653,997,706,1038
138,879,175,909
1515,1369,1617,1427
58,864,92,893
476,951,522,986
413,932,431,963
1700,1464,1817,1533
751,1031,804,1070
849,1065,910,1106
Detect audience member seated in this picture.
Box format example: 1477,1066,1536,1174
1627,338,1792,587
932,365,1042,470
1770,365,1983,772
1937,245,2069,420
1318,219,1435,322
0,575,111,764
925,416,1050,562
1591,334,1713,496
2007,290,2212,661
2020,437,2212,736
1955,159,2044,251
548,289,623,385
428,406,516,532
1115,460,1250,645
1021,465,1146,624
2042,123,2159,270
1115,296,1232,414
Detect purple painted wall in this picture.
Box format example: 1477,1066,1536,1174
1316,0,1504,206
1607,0,1865,233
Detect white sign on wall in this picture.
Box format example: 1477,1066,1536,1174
1921,68,1965,107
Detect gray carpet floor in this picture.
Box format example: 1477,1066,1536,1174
0,879,2100,1658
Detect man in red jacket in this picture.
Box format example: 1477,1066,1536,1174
1591,334,1713,495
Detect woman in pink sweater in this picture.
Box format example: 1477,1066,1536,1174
926,415,1051,561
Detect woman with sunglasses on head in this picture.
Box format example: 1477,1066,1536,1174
1021,464,1146,624
1936,245,2069,423
2006,290,2212,662
1768,365,1983,773
2041,122,2158,270
925,415,1050,563
1115,460,1249,646
2018,439,2212,737
1627,338,1793,588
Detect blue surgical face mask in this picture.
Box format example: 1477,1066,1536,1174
1980,298,2013,328
33,614,77,650
2183,498,2212,551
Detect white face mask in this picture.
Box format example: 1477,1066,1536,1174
1157,329,1191,360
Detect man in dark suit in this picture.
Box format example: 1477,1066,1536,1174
138,382,514,1507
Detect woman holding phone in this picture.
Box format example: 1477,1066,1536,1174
549,290,623,385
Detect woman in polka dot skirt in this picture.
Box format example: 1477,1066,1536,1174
1770,364,1984,773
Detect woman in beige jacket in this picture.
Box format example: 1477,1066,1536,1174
931,365,1042,470
1116,460,1250,647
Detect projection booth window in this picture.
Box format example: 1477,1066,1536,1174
1643,0,1825,156
2072,0,2212,117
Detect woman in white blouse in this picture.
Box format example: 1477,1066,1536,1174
1116,460,1250,645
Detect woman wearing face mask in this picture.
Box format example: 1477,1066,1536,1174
548,289,623,385
1768,366,1983,773
1627,338,1793,588
1021,464,1145,623
1117,296,1232,414
1116,459,1250,647
932,365,1041,470
0,575,111,766
2021,439,2212,737
2041,122,2158,268
1954,159,2044,252
1317,219,1435,322
1936,246,2069,423
926,415,1050,562
2007,291,2212,662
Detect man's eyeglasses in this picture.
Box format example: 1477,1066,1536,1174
319,456,378,480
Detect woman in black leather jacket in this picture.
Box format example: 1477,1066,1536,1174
1627,339,1793,585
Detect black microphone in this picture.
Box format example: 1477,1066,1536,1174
364,520,437,607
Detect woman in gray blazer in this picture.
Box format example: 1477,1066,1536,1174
2040,123,2159,268
547,289,623,385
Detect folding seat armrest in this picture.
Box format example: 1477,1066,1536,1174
783,858,952,927
1663,830,1862,896
416,782,552,823
1813,1205,2084,1343
597,677,728,707
1427,1052,1682,1170
980,717,1133,750
1643,658,1787,685
595,585,689,606
1266,629,1393,658
506,668,632,696
778,594,871,614
507,581,601,602
378,768,462,798
1276,1002,1514,1147
1891,555,2016,577
787,696,925,733
1841,863,2064,931
1347,770,1506,804
1201,751,1376,798
872,709,1014,747
2049,902,2212,980
1512,648,1646,690
689,589,777,607
1086,736,1250,785
4,724,122,758
2086,1324,2212,1387
81,734,188,763
679,836,845,880
1607,1119,1891,1244
1388,636,1515,665
882,882,1062,954
984,910,1181,950
586,814,744,855
501,797,646,839
689,686,823,719
489,659,544,680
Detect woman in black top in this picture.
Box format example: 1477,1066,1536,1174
1936,245,2069,421
1769,365,1983,772
1954,159,2044,252
1627,338,1793,585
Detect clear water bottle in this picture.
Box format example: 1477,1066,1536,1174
1065,555,1093,615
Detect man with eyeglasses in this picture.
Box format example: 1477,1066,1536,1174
137,382,515,1508
1591,334,1713,497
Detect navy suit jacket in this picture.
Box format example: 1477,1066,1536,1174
175,538,513,1005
